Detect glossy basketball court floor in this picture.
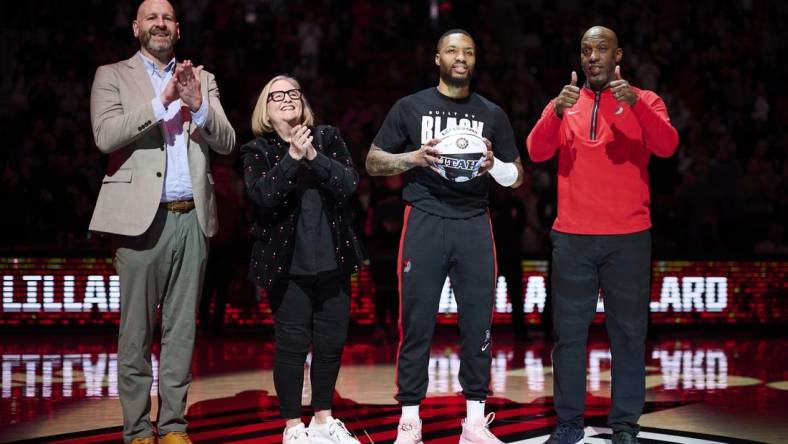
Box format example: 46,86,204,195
1,328,785,444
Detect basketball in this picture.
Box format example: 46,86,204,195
432,126,487,183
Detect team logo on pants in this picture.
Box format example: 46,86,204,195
403,259,412,273
481,329,491,351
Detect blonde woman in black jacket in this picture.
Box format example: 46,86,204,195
241,75,365,444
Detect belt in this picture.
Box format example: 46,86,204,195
161,199,195,213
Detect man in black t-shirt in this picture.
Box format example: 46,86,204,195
366,29,524,444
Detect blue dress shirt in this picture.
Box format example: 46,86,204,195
139,52,208,202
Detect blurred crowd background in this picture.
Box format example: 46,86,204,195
1,0,786,268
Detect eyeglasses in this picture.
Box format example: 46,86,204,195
267,89,302,102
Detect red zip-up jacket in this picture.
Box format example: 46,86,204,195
526,85,679,235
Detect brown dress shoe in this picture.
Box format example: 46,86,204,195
159,432,193,444
129,436,156,444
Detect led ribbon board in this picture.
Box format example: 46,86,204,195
1,259,785,325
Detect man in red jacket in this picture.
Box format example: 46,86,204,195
526,26,678,444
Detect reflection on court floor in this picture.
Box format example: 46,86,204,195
0,332,785,443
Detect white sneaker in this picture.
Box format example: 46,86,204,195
394,418,423,444
459,412,505,444
307,417,360,444
284,423,311,444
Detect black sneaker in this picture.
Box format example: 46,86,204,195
543,424,584,444
612,430,638,444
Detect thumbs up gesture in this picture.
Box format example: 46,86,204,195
554,71,581,118
610,65,638,106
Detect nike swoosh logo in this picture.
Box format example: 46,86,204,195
567,109,580,115
615,106,625,115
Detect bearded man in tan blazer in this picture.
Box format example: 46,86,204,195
88,0,235,442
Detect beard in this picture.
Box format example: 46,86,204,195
139,27,177,55
439,63,472,88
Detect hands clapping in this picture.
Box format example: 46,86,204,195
160,60,203,111
288,124,316,161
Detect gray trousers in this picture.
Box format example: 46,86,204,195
114,207,208,443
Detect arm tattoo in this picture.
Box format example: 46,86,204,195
365,144,413,176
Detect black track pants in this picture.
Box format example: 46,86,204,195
550,229,651,434
395,205,496,405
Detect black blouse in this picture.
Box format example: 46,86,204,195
277,141,336,274
241,125,366,290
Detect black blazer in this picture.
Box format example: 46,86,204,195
241,125,366,290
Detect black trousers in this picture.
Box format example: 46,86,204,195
550,229,651,434
269,272,351,419
396,206,496,405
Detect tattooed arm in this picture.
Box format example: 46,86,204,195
365,140,441,176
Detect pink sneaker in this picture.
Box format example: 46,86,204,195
459,412,504,444
394,418,423,444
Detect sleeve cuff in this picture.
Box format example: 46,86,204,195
150,97,167,121
631,91,651,110
629,96,654,122
279,151,301,179
191,98,209,127
545,108,563,129
307,151,332,181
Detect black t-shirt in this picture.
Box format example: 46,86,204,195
373,87,519,218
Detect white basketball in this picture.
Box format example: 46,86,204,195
432,127,487,183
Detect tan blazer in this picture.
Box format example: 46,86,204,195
88,54,235,237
